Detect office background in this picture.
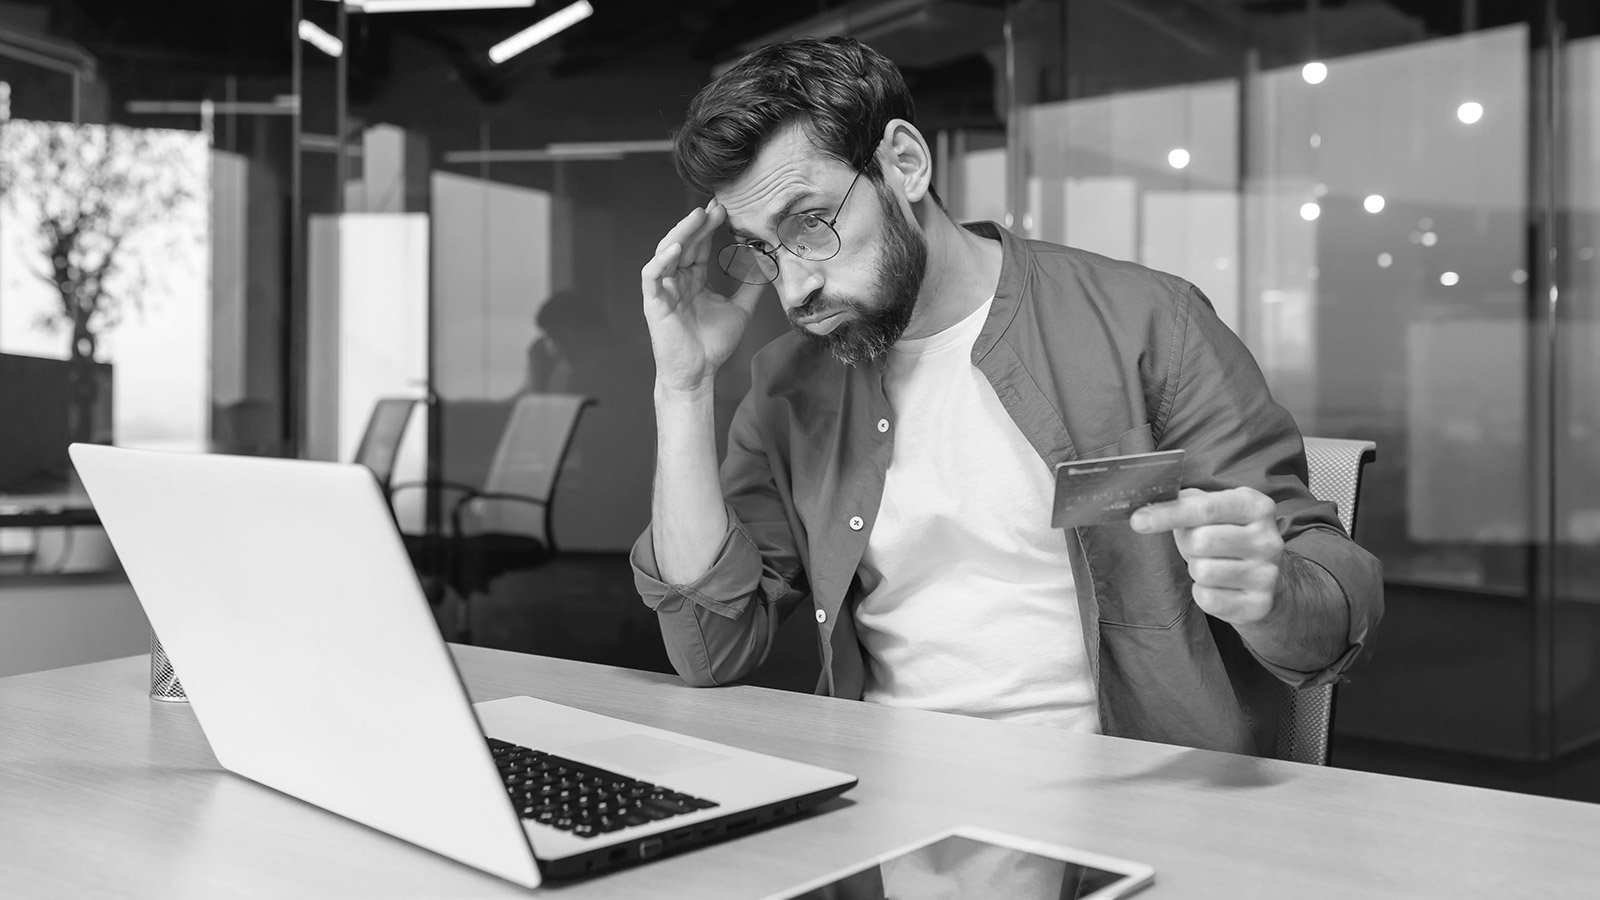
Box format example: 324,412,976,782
0,0,1596,800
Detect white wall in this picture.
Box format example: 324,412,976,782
305,213,431,466
430,171,553,399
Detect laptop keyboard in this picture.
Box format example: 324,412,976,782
489,738,720,839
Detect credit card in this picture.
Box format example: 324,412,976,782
1051,449,1185,528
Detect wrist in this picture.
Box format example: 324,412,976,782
654,378,715,408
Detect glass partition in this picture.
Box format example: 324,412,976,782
1555,28,1600,753
1009,1,1598,763
0,3,295,676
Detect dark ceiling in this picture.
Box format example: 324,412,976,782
7,0,1588,114
33,0,1554,76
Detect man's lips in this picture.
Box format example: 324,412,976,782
794,310,847,335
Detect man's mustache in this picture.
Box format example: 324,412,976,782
788,288,828,322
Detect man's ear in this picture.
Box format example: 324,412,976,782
880,119,933,204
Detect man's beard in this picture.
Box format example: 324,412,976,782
788,180,927,367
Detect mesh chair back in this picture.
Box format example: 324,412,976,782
1302,437,1375,536
1274,436,1377,765
473,394,593,543
353,397,419,491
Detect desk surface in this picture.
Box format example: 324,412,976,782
2,646,1597,899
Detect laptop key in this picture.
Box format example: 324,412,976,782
494,743,716,827
643,796,696,815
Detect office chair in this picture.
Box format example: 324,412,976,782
1274,436,1378,766
353,397,422,502
427,393,595,642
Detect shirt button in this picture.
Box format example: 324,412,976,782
877,418,890,433
848,516,864,531
815,609,827,624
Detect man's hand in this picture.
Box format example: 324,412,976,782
641,199,767,397
1130,487,1284,626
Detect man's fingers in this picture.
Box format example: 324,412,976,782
641,242,682,305
679,199,724,268
1173,522,1281,561
655,207,710,257
1188,557,1278,592
1131,487,1273,533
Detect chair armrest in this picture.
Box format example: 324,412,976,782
388,479,480,502
449,490,552,546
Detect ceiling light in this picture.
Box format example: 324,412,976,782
1364,194,1386,214
1378,253,1393,268
1457,101,1484,124
364,0,536,11
1440,272,1460,286
489,0,592,64
298,20,343,57
1302,62,1328,85
1167,148,1190,170
1300,202,1321,222
315,0,535,9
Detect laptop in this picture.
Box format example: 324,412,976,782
69,443,856,888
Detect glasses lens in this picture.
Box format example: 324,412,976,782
718,244,778,285
778,214,841,261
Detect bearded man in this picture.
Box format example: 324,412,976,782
632,36,1382,757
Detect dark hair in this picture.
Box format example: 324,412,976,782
673,37,917,196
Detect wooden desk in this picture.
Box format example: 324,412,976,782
2,646,1597,898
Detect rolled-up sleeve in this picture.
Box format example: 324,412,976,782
1256,534,1384,688
630,386,809,687
631,508,771,620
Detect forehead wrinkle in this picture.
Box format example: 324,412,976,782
720,170,814,241
716,125,835,241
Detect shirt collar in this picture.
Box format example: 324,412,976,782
961,221,1029,364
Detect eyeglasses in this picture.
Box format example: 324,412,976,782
716,170,863,285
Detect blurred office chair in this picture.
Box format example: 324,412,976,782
353,396,422,503
429,393,594,642
1274,436,1378,766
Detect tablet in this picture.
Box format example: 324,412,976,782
761,825,1154,900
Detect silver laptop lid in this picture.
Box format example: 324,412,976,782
69,444,542,888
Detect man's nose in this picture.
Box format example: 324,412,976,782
774,258,822,313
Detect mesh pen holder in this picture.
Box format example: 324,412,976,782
149,633,187,702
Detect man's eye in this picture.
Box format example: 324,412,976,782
746,240,771,253
794,214,825,233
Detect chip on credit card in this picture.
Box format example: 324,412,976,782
1051,449,1185,528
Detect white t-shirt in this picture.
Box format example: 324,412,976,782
855,298,1099,733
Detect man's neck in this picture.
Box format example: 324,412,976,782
901,210,1004,340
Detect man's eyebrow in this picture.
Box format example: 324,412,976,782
729,190,820,242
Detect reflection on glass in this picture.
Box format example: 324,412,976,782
782,834,1133,900
0,121,210,452
1554,31,1600,750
